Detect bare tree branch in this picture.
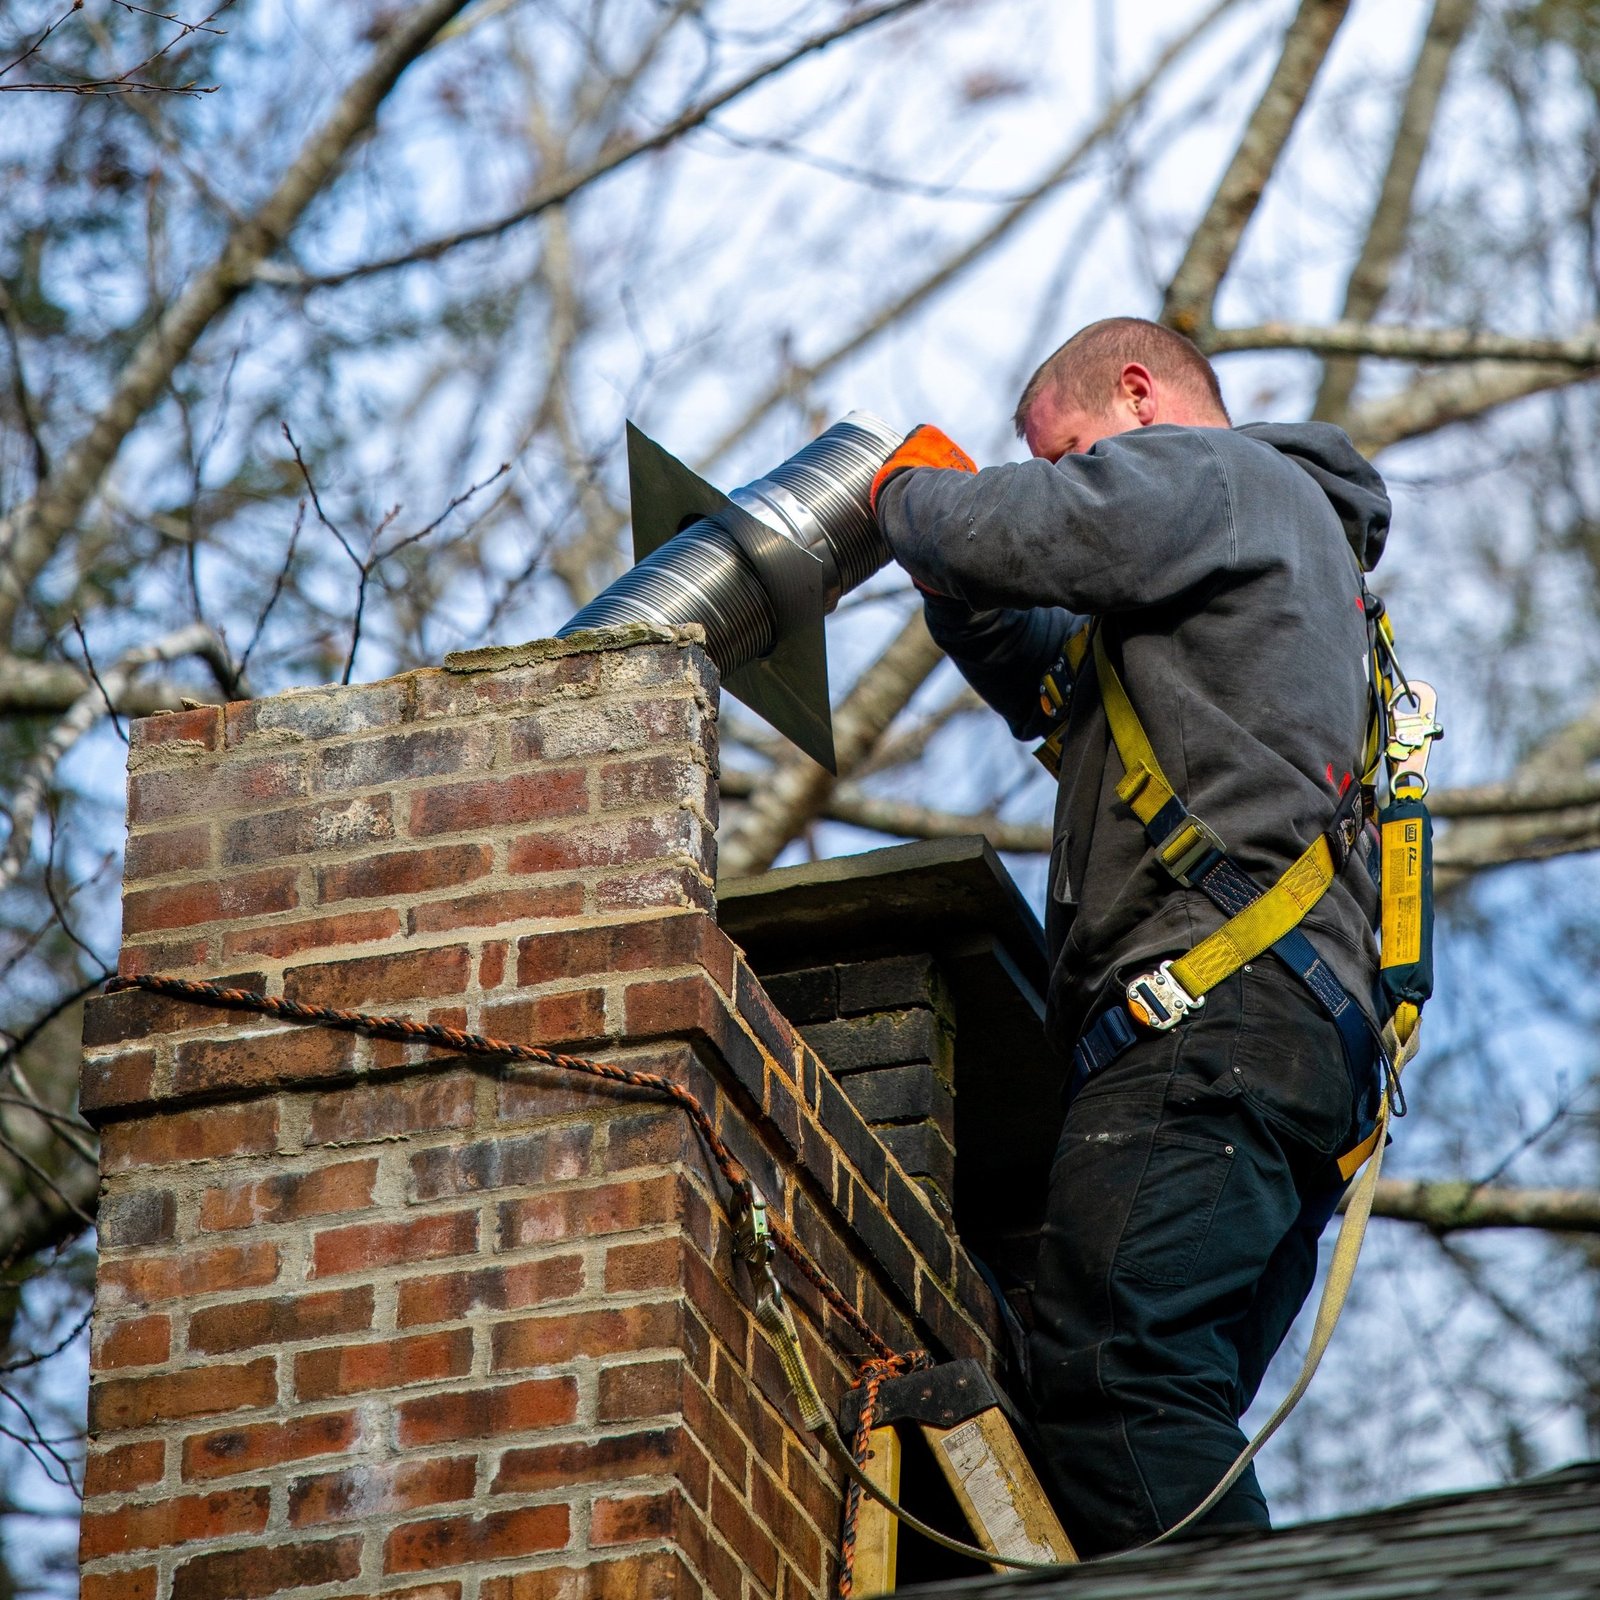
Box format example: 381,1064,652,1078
0,655,214,717
0,623,235,894
1163,0,1351,338
1311,0,1475,422
1212,317,1600,367
717,608,945,877
1367,1179,1600,1233
252,0,943,292
0,0,475,642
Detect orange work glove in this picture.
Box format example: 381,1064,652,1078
868,424,977,514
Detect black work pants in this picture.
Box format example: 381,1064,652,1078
1029,961,1364,1558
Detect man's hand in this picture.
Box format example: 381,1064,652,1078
868,424,977,513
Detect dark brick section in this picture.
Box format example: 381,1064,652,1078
99,1189,177,1250
801,1010,947,1075
879,1123,956,1214
838,1063,954,1138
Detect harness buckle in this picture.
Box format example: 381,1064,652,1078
1126,961,1204,1031
1156,815,1227,886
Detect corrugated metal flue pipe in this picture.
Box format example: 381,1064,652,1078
559,413,902,771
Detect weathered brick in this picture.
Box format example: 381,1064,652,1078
877,1120,956,1200
131,705,222,754
221,794,394,866
602,1107,692,1172
395,1258,584,1328
589,1489,677,1547
710,1474,780,1592
99,1241,278,1310
516,911,730,991
314,724,495,793
306,1073,473,1146
100,1102,277,1171
91,1357,276,1432
200,1158,377,1231
409,1126,591,1200
220,907,401,961
479,988,607,1046
83,1438,164,1497
288,1454,476,1526
396,1376,579,1447
294,1329,472,1401
98,1314,171,1369
846,1175,917,1293
753,1456,823,1581
82,1569,157,1600
760,965,839,1025
312,1211,476,1278
478,1553,696,1600
188,1287,374,1354
497,1173,679,1250
81,1045,158,1110
84,980,256,1049
605,1236,683,1294
594,864,715,914
492,1427,677,1494
839,1061,955,1134
802,1008,949,1074
283,944,470,1008
115,938,210,978
597,1356,680,1422
507,697,696,762
491,1302,683,1371
225,681,405,746
598,753,706,810
681,1373,747,1490
409,881,586,935
172,1026,357,1096
170,1535,362,1600
81,1485,270,1559
408,771,588,838
836,953,947,1017
316,842,491,904
127,752,308,828
182,1410,357,1482
124,822,212,881
508,814,701,878
383,1504,570,1574
122,866,300,936
97,1187,177,1249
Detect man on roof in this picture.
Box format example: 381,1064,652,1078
869,317,1390,1555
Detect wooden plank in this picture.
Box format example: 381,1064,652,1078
921,1407,1077,1570
850,1424,902,1597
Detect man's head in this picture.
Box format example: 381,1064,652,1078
1014,317,1230,460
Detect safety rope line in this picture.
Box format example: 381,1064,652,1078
837,1352,933,1597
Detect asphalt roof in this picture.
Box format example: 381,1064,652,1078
902,1461,1600,1600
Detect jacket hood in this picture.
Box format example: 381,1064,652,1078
1237,421,1390,571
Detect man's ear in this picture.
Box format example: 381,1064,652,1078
1119,362,1157,426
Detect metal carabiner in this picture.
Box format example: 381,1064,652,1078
1386,680,1442,800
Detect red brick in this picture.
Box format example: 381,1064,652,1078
396,1258,583,1328
189,1287,374,1354
396,1375,578,1447
710,1474,780,1592
498,1173,680,1250
91,1358,276,1431
682,1372,747,1490
598,752,706,810
512,905,711,985
221,908,401,961
81,1485,270,1558
493,1427,677,1495
82,1569,157,1600
307,1072,473,1145
222,793,394,865
605,1236,683,1293
100,1241,278,1311
508,814,697,878
122,866,300,936
479,940,507,987
289,1454,475,1526
127,752,309,828
602,1107,692,1170
315,724,496,792
182,1410,356,1481
383,1504,570,1574
115,939,210,978
341,1587,461,1600
595,866,715,914
598,1356,681,1422
408,771,588,838
294,1329,472,1401
84,980,252,1048
491,1302,683,1371
200,1158,378,1231
316,842,491,904
124,822,212,881
170,1535,362,1600
131,705,222,752
312,1210,476,1278
101,1102,278,1171
479,988,607,1046
753,1457,823,1581
591,1489,677,1546
478,1554,695,1600
410,881,586,935
784,1436,839,1538
83,1438,164,1497
171,1026,356,1095
81,1046,157,1114
284,944,470,1007
98,1314,171,1369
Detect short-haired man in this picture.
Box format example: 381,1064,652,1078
871,317,1390,1554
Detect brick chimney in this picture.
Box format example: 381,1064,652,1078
80,624,1003,1600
